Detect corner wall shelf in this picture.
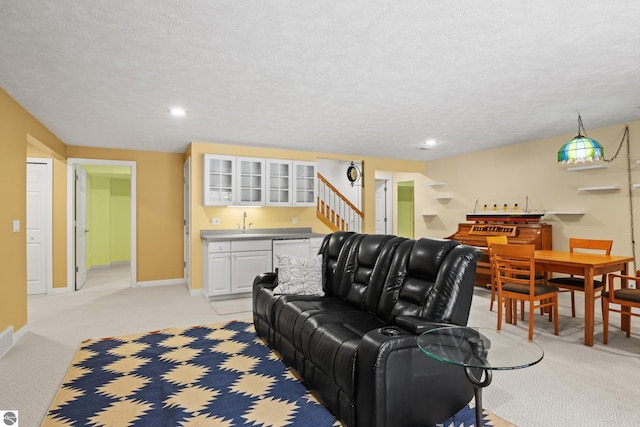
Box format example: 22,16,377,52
577,186,620,191
566,164,608,171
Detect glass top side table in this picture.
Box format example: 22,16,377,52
418,326,544,426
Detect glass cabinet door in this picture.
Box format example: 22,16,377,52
237,157,265,205
266,159,292,206
293,161,317,207
203,154,236,206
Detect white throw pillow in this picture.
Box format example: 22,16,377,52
273,254,324,296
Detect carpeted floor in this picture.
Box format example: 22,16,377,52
43,320,514,427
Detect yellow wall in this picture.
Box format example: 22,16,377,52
0,88,66,334
188,142,425,290
67,146,184,282
421,120,640,265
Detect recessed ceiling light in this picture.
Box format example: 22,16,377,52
420,139,439,150
170,107,186,117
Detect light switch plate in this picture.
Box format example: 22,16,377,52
211,217,220,225
12,220,20,232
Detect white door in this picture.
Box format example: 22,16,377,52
75,165,88,290
375,179,388,234
183,158,191,287
26,162,49,294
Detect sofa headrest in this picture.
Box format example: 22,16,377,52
333,234,397,305
408,238,460,280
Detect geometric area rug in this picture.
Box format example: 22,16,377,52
42,319,514,427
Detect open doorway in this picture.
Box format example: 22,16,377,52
397,181,414,238
67,158,137,291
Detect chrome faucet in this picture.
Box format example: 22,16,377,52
239,211,252,232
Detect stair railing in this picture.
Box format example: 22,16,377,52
316,173,363,233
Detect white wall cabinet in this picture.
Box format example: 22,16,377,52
204,155,315,207
203,155,236,206
266,159,292,206
237,157,265,205
293,161,317,206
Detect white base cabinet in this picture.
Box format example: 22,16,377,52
203,239,272,299
231,251,271,293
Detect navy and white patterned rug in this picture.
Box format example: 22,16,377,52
43,320,513,426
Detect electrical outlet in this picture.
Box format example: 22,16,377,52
211,217,220,225
292,217,297,225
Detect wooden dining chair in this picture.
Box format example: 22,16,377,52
493,243,559,341
485,235,508,312
602,271,640,344
548,238,613,317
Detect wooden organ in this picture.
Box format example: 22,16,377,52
446,221,552,286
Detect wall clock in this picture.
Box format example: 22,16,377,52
346,161,362,186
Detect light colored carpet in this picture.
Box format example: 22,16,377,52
468,287,640,427
1,264,639,427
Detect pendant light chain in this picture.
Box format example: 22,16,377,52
603,126,629,163
620,126,637,272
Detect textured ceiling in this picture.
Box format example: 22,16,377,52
2,1,640,161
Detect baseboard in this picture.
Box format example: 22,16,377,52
192,288,205,297
137,278,186,288
0,326,13,358
50,286,71,295
0,323,29,358
110,261,131,266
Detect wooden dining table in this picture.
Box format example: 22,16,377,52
534,250,635,346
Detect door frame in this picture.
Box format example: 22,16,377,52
27,158,53,294
183,157,191,288
67,158,137,290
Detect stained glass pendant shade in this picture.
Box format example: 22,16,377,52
557,115,604,163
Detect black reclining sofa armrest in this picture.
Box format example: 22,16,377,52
253,272,278,290
394,315,454,335
356,326,474,427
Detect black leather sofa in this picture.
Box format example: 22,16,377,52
253,231,483,427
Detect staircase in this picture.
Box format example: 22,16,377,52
316,173,363,232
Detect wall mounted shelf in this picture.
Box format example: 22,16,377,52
566,164,608,171
546,211,585,215
577,186,620,191
422,213,438,216
633,184,640,188
431,195,452,200
425,182,446,187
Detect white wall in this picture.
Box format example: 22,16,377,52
317,158,362,210
418,119,639,270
